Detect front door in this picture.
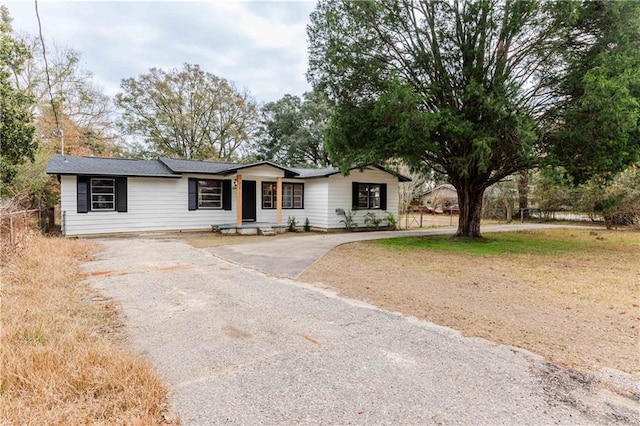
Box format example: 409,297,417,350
242,180,256,222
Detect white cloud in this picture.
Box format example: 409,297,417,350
210,2,308,49
4,1,316,102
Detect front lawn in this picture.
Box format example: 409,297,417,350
300,228,640,375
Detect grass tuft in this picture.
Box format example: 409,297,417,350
0,231,177,424
373,228,633,256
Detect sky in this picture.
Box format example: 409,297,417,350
4,0,317,104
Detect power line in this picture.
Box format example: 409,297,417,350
34,0,64,154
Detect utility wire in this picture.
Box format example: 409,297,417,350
34,0,63,152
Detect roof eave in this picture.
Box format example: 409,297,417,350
368,165,412,182
47,171,181,178
220,161,300,177
296,164,411,181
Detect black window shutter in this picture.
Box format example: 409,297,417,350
77,176,89,213
222,180,232,210
380,184,387,210
300,183,304,209
115,177,128,212
352,182,359,209
188,178,198,210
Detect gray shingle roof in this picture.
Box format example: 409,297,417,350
221,161,300,176
158,157,241,174
46,154,179,177
46,155,411,182
291,165,411,182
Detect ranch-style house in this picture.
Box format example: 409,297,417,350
47,154,409,236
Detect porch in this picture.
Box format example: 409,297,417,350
211,222,288,235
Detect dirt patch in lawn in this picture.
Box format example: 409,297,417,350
300,228,640,377
175,230,314,248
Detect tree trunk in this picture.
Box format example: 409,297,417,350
498,184,513,224
517,170,529,218
504,199,512,223
454,182,486,238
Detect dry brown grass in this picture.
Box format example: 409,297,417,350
0,232,176,424
301,228,640,377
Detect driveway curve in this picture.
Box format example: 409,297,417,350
83,231,638,425
207,223,589,278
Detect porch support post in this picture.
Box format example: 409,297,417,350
236,174,243,226
276,176,283,224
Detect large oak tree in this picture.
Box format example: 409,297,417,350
307,0,640,237
116,63,259,161
257,90,331,167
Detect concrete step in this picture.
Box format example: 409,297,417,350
258,227,276,236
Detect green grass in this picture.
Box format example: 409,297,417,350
372,229,635,256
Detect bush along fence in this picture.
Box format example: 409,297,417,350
1,206,56,258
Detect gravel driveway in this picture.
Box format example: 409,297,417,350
84,236,639,425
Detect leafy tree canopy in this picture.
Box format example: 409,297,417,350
544,1,640,184
257,90,331,167
3,6,118,206
116,63,259,161
13,36,121,157
0,6,36,186
307,0,640,237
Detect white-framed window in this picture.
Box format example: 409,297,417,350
198,180,223,209
90,178,115,211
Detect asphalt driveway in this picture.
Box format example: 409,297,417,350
84,232,639,425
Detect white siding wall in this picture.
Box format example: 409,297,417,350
302,179,329,229
59,167,401,235
60,174,236,236
326,168,400,229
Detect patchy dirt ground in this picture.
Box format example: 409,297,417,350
300,228,640,378
179,213,471,248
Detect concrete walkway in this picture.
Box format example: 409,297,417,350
208,223,585,278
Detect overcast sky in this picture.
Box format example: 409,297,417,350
4,0,316,104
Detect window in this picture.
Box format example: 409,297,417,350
188,179,231,211
198,179,223,209
78,176,127,213
263,182,276,209
262,182,304,209
282,183,304,209
91,178,115,211
352,182,387,210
